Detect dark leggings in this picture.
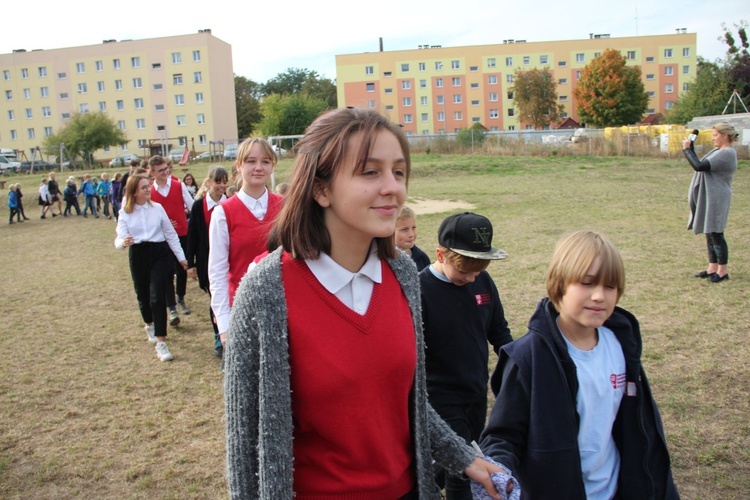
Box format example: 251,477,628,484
706,232,728,265
165,235,188,308
129,241,173,337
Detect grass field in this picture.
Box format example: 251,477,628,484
1,154,748,498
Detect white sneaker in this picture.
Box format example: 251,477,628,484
145,324,157,343
169,309,180,326
155,341,174,362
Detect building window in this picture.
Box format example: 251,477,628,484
421,113,429,122
401,63,410,72
385,105,394,110
113,58,121,69
2,69,9,80
176,115,186,126
664,67,674,76
540,55,548,64
488,57,496,68
5,90,12,100
558,61,567,67
75,62,85,74
559,78,568,85
61,114,70,120
23,88,31,99
436,78,443,88
594,52,601,58
489,109,499,118
193,50,201,62
646,56,655,62
199,134,207,145
120,144,128,151
60,92,68,99
453,94,462,104
366,82,375,92
136,119,146,129
174,74,183,85
437,111,445,121
155,104,165,111
488,75,497,85
505,57,513,66
470,83,479,89
152,63,162,70
384,71,392,77
172,52,182,64
682,47,690,57
451,60,460,69
559,95,568,101
7,110,14,120
175,94,184,105
506,74,514,83
665,101,674,110
420,96,428,105
470,65,478,72
683,65,690,74
436,95,444,105
489,92,498,101
665,83,674,93
77,83,87,94
452,77,461,86
403,114,413,123
402,80,411,90
384,88,393,94
38,66,47,77
453,111,462,120
435,61,443,70
472,117,481,123
194,71,202,83
131,57,140,68
507,91,514,99
367,100,376,108
27,128,35,139
98,101,107,111
414,62,423,72
403,97,412,106
79,103,88,113
576,53,585,63
133,77,142,88
97,81,105,92
627,51,636,60
523,56,530,65
25,108,33,118
365,66,374,75
420,79,427,88
154,83,163,90
44,126,53,137
648,91,655,97
134,98,144,109
195,92,204,103
471,99,479,106
646,73,655,80
9,130,17,140
664,48,673,58
116,100,124,110
118,120,126,130
508,108,515,117
683,83,689,92
115,79,124,90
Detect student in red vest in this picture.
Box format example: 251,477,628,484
223,108,507,499
208,138,283,345
148,155,194,326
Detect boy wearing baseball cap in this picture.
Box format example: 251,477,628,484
419,212,514,500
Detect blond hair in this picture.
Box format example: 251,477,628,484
397,205,416,221
713,121,739,143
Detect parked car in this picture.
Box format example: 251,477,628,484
0,148,18,160
16,160,57,173
0,154,21,174
195,151,215,161
109,154,141,167
224,144,238,160
272,144,288,157
168,149,186,162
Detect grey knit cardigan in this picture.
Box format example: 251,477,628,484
687,147,737,234
224,247,476,499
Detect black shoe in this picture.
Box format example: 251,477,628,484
693,270,715,278
709,273,729,283
41,215,46,219
213,345,224,357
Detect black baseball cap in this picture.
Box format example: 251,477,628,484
438,212,508,260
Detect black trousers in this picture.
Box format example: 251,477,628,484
706,232,728,265
165,235,188,308
129,241,173,337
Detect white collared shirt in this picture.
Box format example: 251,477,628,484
153,176,194,211
209,188,270,334
114,201,186,261
305,244,382,314
205,193,226,213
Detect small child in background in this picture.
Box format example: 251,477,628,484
479,230,678,499
7,184,20,224
110,173,122,220
97,172,113,219
420,212,513,499
395,205,430,271
92,176,102,212
63,177,81,216
274,182,290,196
78,174,98,218
15,183,29,221
38,178,54,219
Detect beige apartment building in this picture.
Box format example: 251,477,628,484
0,30,237,161
336,32,697,134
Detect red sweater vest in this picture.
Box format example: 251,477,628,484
150,176,188,237
282,253,417,499
223,192,283,304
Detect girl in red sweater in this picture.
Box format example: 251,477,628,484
224,108,506,499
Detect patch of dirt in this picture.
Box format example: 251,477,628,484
406,197,476,215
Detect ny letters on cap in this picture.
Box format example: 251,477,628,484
437,212,508,260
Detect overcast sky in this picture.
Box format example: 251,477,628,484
3,0,746,83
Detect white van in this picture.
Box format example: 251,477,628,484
0,148,17,160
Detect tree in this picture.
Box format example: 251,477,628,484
43,112,128,167
720,20,750,106
510,68,564,129
667,58,732,123
235,75,263,139
573,49,649,127
261,68,337,107
254,93,328,137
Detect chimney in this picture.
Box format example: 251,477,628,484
379,37,383,52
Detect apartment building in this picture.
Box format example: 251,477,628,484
336,32,697,134
0,30,237,160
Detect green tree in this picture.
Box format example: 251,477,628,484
667,58,732,123
302,74,338,108
235,75,263,139
573,49,649,127
456,123,487,147
261,68,337,107
720,20,750,107
510,68,564,129
254,93,328,137
43,112,128,167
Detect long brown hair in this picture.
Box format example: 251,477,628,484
123,174,151,214
272,107,411,260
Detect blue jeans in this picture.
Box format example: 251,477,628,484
83,195,98,217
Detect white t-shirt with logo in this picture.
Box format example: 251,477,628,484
563,325,626,500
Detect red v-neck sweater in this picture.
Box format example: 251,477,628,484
282,253,417,499
150,176,188,237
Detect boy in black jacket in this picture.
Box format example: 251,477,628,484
479,231,678,499
420,212,513,500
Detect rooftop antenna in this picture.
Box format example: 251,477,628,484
722,89,749,114
635,5,639,36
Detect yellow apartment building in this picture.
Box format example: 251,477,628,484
0,30,237,161
336,32,697,134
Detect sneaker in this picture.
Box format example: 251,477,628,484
145,324,157,343
178,301,191,315
155,341,174,362
212,345,224,357
169,309,180,326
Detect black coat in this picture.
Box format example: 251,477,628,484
186,197,211,292
480,299,679,499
